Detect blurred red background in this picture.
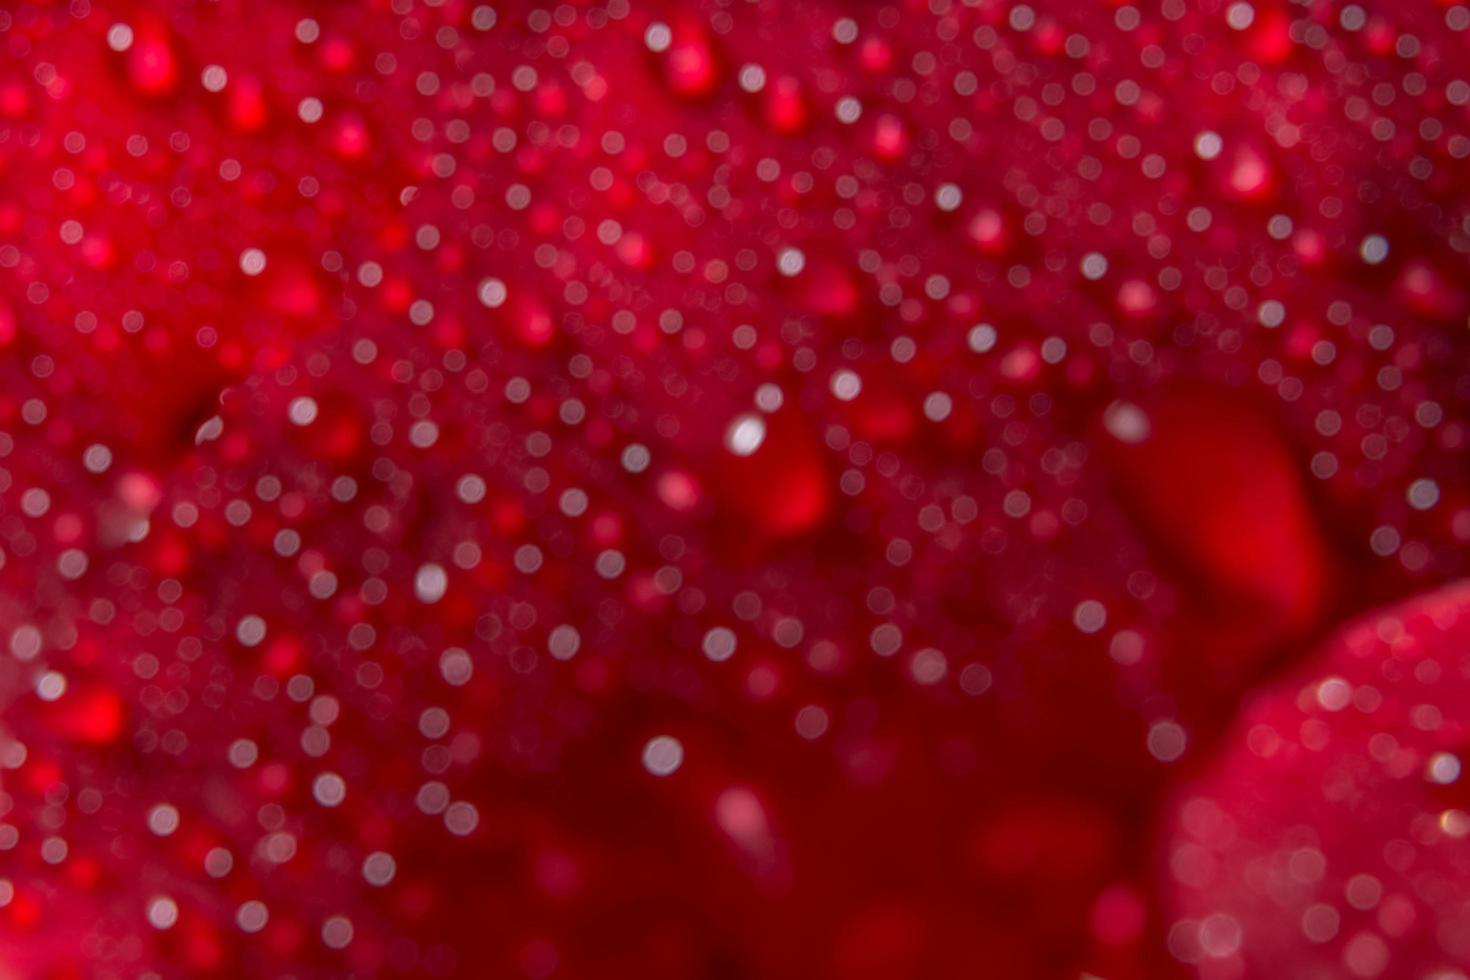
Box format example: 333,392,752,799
1,0,1469,977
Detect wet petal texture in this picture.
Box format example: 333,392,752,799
1163,582,1470,980
0,0,1467,978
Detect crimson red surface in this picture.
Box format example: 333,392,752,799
1,0,1469,977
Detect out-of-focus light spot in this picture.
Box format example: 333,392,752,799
239,248,267,276
147,804,180,836
287,396,318,426
1104,401,1152,444
644,22,672,52
724,413,767,456
795,705,830,739
363,851,397,886
909,648,947,684
312,772,347,807
1193,131,1223,160
777,247,806,276
1316,676,1352,711
1428,752,1463,784
322,916,354,950
236,900,269,933
702,627,737,662
106,23,134,51
830,369,862,401
1225,2,1255,30
235,615,267,647
477,277,507,308
1408,478,1440,510
923,392,953,422
1360,234,1390,265
548,625,581,661
1073,600,1107,634
642,735,684,776
621,443,651,473
415,563,448,603
968,323,998,353
1148,721,1187,762
146,896,179,930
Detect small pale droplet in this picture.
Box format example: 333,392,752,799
642,735,684,776
239,248,267,276
724,413,767,457
415,563,449,604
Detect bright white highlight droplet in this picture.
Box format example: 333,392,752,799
362,851,397,886
621,444,651,473
82,443,113,473
1104,401,1152,444
1258,300,1286,328
297,97,324,124
967,323,998,353
642,735,684,776
195,416,224,444
724,413,767,457
147,804,180,837
357,261,383,287
236,900,269,933
1407,478,1440,510
439,648,474,686
830,369,862,401
477,277,507,308
548,625,581,661
146,896,179,930
777,247,806,277
1316,676,1352,711
322,915,354,950
1073,600,1108,634
312,772,347,807
415,563,448,604
909,648,948,685
107,23,135,51
36,671,67,701
1428,752,1462,785
444,801,480,836
239,248,267,276
456,474,487,504
644,22,672,52
923,392,953,422
1193,131,1224,160
1359,234,1390,265
1080,252,1109,280
738,64,767,93
228,738,258,768
235,615,267,647
287,396,318,426
1225,2,1255,30
409,420,439,448
702,627,738,662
